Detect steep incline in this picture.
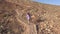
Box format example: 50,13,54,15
0,0,60,34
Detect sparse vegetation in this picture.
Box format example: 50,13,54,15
0,0,60,34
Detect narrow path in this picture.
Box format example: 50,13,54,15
16,11,38,34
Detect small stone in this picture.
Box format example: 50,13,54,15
0,25,3,28
7,32,10,34
48,29,51,32
50,25,53,28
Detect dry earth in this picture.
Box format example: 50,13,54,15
0,0,60,34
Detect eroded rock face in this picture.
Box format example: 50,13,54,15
0,0,60,34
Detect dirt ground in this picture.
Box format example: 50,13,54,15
0,0,60,34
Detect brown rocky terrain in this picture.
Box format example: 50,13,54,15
0,0,60,34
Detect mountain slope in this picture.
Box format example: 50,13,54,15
0,0,60,34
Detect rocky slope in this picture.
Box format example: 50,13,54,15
0,0,60,34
